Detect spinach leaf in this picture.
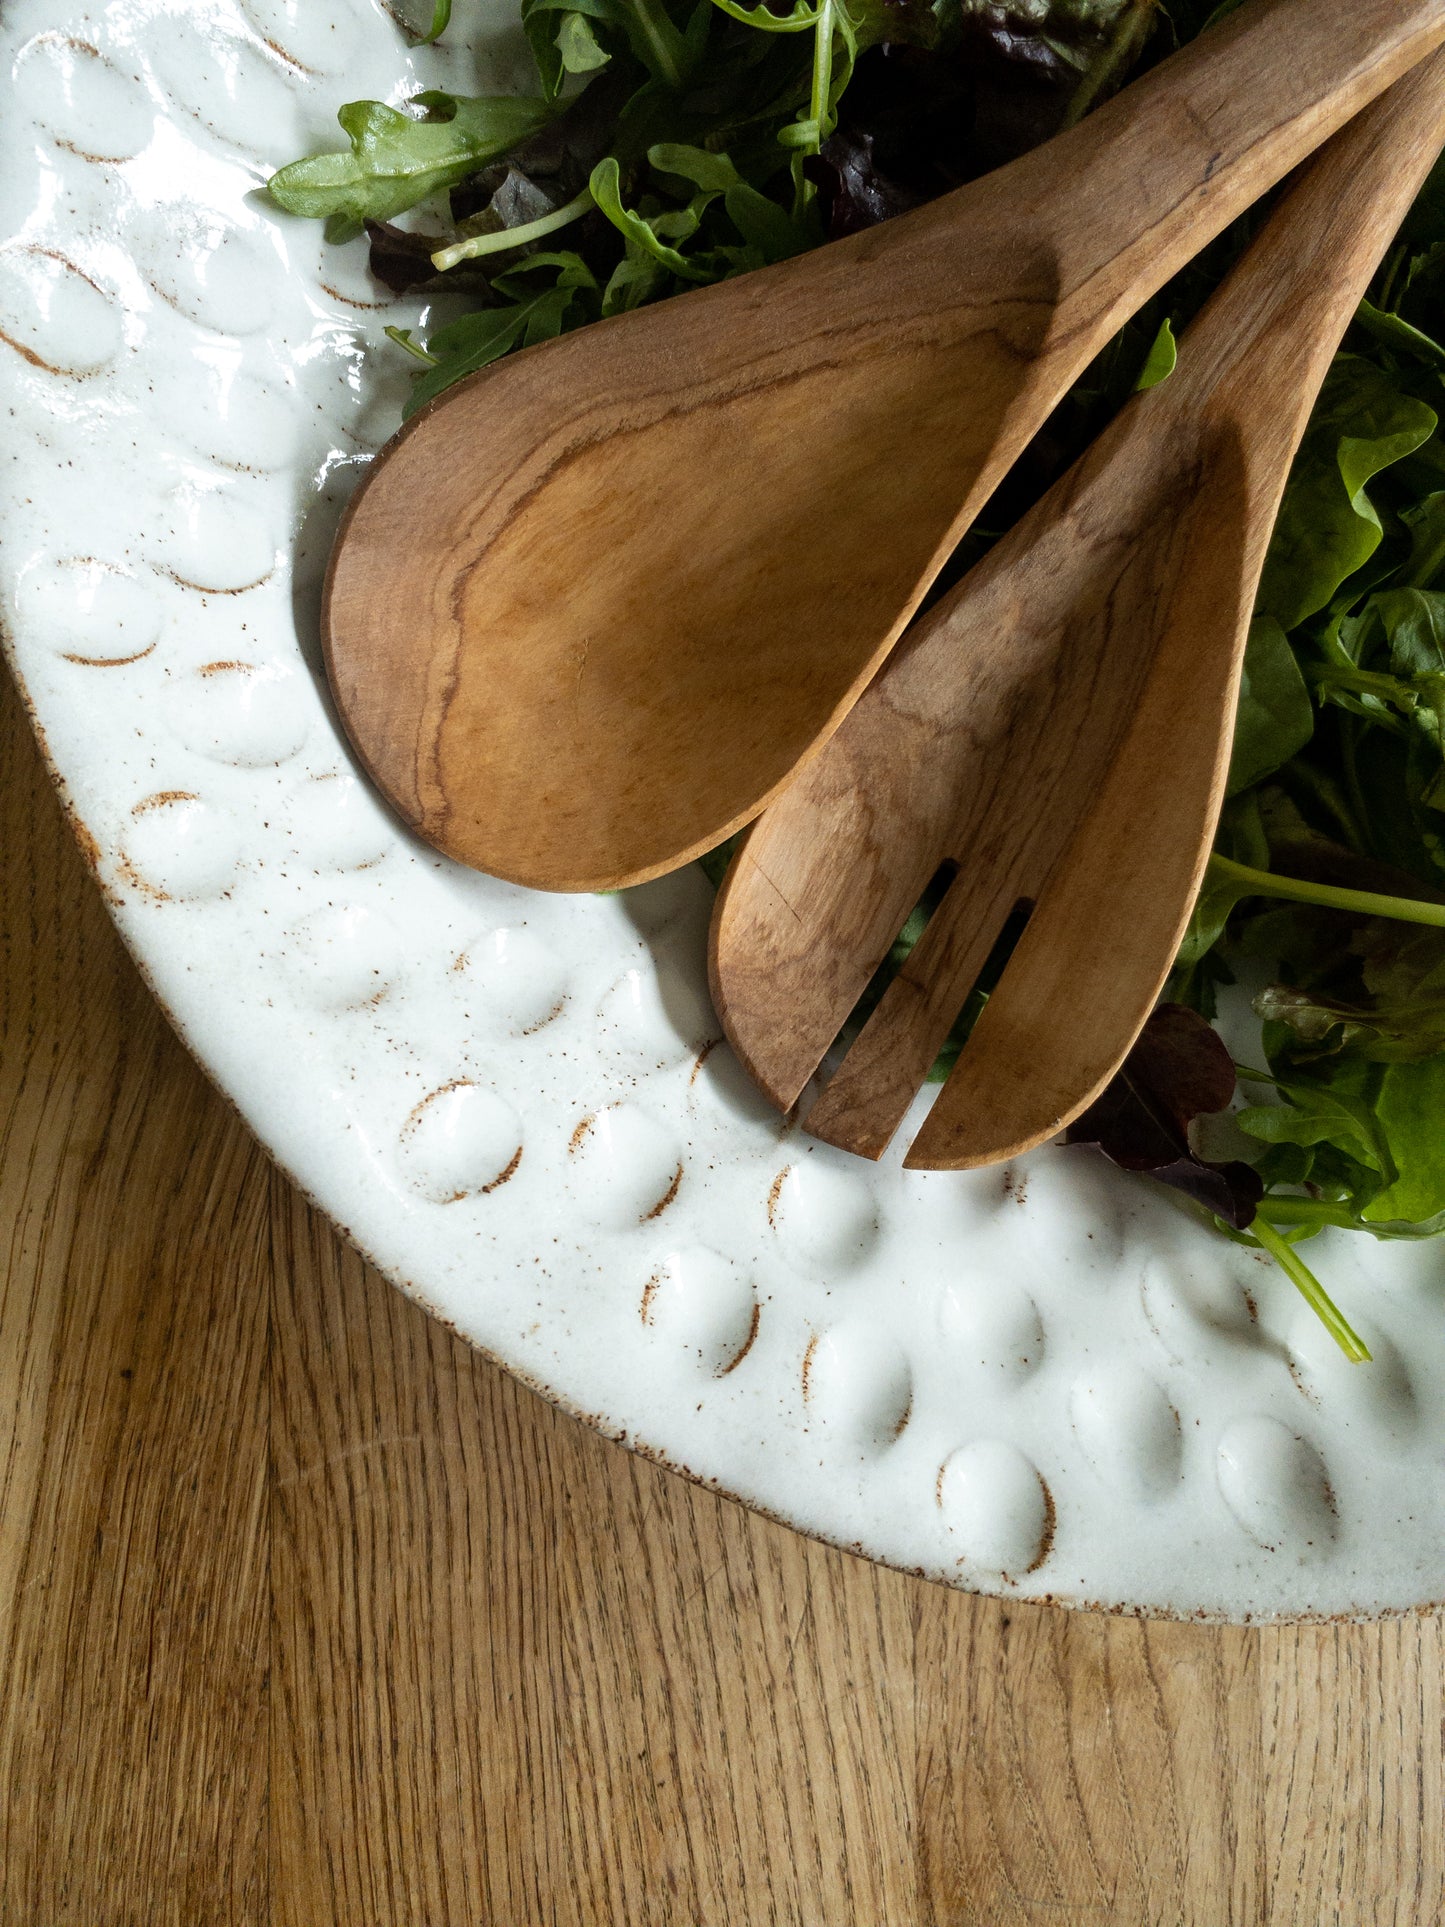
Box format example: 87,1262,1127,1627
1353,298,1445,373
1256,359,1437,631
1402,491,1445,590
1226,616,1314,796
1365,1057,1445,1224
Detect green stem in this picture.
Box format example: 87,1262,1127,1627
1248,1216,1371,1363
384,325,439,366
1308,661,1417,711
431,186,594,271
421,0,452,43
1208,854,1445,929
809,0,834,144
1256,1196,1361,1232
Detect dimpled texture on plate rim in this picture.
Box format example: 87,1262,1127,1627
2,0,1443,1619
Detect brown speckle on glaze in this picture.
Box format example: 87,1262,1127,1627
132,789,198,814
767,1164,789,1228
800,1330,819,1406
60,642,156,667
641,1163,682,1222
1026,1480,1058,1575
717,1301,760,1377
481,1146,522,1194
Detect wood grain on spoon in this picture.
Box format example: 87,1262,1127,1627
710,50,1445,1169
324,0,1445,893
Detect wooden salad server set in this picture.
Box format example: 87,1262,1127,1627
326,0,1445,895
324,0,1445,1168
711,51,1445,1169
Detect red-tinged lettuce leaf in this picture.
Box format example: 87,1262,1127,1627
804,127,923,237
365,218,457,293
1065,1004,1263,1228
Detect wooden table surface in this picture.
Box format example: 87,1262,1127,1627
1,663,1440,1927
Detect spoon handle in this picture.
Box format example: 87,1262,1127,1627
1155,44,1445,497
1007,0,1445,347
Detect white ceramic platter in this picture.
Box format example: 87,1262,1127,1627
3,0,1443,1619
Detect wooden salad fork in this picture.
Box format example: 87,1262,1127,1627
323,0,1445,894
709,51,1445,1169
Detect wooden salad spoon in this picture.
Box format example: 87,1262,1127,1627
324,0,1445,894
709,49,1445,1169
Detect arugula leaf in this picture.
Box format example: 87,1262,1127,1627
558,10,612,73
1257,359,1437,631
400,252,600,416
589,154,716,278
522,0,619,97
267,93,553,233
1242,1049,1445,1235
649,141,808,259
608,0,703,87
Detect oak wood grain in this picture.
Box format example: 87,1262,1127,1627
323,0,1445,895
2,662,1441,1923
710,56,1445,1174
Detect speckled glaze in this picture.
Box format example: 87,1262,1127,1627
3,0,1442,1620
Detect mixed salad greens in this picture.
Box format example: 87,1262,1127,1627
270,0,1445,1359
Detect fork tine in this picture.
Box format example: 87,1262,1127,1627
709,754,948,1112
709,601,994,1109
804,866,1023,1159
904,602,1238,1171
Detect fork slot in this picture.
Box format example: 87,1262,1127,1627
805,866,1028,1160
